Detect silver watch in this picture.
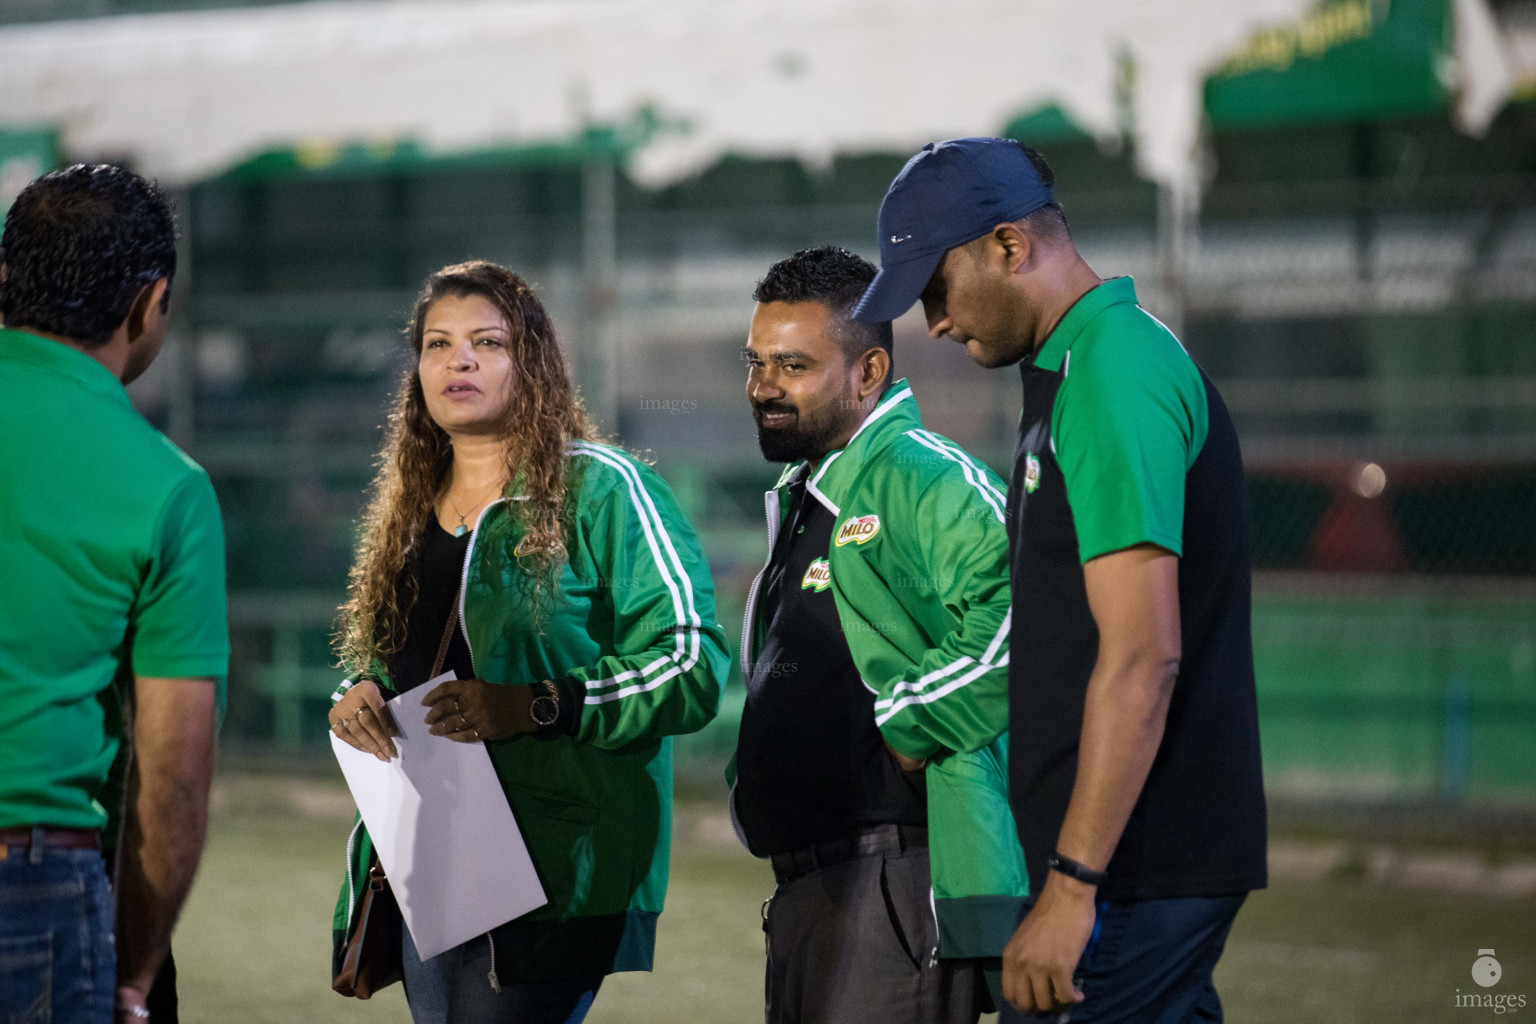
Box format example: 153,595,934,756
529,680,561,729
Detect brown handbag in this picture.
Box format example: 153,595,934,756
331,582,463,998
332,859,404,998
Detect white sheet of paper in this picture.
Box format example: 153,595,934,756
331,671,547,960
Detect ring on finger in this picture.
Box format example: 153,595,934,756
458,714,470,733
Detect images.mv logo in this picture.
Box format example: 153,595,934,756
1457,950,1526,1014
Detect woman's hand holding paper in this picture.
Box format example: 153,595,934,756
422,678,534,743
329,680,400,761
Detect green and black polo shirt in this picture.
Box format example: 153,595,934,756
1006,277,1267,901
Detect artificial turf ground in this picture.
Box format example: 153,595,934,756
171,777,1534,1024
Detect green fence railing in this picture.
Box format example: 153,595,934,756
222,579,1536,806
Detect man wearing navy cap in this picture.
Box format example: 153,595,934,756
854,139,1266,1023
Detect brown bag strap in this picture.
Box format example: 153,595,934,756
430,584,464,681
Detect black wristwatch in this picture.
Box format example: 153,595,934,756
1048,851,1107,887
529,679,561,730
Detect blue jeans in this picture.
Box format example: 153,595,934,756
1000,894,1246,1024
0,836,116,1024
401,926,600,1024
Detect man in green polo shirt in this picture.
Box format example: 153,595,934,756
854,139,1266,1023
0,165,227,1024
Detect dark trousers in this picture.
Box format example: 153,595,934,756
401,926,601,1024
0,842,115,1024
1000,894,1246,1024
763,835,987,1024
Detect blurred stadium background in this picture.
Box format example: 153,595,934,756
4,0,1536,1019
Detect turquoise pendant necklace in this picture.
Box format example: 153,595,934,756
447,479,505,538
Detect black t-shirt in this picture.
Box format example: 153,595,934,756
380,520,616,980
386,521,475,692
735,477,926,857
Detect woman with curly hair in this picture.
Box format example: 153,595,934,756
327,260,730,1024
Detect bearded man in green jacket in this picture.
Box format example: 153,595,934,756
729,246,1025,1024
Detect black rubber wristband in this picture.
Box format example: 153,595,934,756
1048,851,1107,886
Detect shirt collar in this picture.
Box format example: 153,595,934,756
770,460,809,491
776,378,919,517
1030,276,1139,373
0,326,130,407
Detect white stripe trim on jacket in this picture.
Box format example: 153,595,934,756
569,443,702,704
873,609,1011,725
906,429,1006,522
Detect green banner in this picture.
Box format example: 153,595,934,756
1002,0,1455,144
0,127,57,218
1205,0,1452,128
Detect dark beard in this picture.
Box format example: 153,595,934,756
755,401,850,463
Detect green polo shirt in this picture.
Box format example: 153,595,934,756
0,326,228,831
1033,277,1209,562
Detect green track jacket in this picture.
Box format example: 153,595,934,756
734,380,1027,959
332,442,731,977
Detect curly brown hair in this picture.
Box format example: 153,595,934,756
334,260,600,675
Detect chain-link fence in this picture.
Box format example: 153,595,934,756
206,457,1536,806
123,111,1536,808
1244,457,1536,807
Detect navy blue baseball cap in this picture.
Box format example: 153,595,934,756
852,137,1054,323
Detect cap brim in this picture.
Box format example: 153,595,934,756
851,249,945,323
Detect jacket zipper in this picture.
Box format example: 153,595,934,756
345,817,363,926
738,488,781,680
486,932,501,992
457,497,513,994
730,485,782,854
455,497,508,677
928,885,941,967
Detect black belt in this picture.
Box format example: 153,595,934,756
0,826,101,851
770,824,927,885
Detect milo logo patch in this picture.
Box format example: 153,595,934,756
835,514,881,547
801,557,831,592
1023,454,1042,494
